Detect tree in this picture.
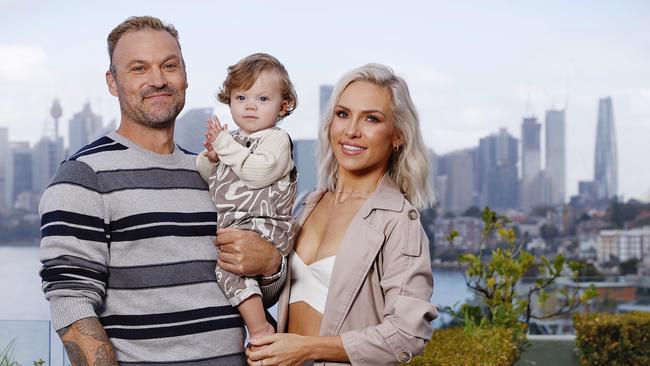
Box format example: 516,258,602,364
619,258,639,276
540,224,559,243
445,207,597,352
462,206,482,218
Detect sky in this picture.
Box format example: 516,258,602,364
1,0,649,200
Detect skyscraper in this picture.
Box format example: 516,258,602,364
594,97,618,200
174,108,213,154
319,84,334,120
545,109,566,205
0,127,9,209
437,148,476,213
293,139,319,202
68,102,103,154
32,136,65,194
10,142,33,207
521,117,541,209
478,128,519,210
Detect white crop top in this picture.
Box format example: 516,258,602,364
288,251,335,314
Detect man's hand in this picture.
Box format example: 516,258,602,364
215,227,282,277
57,317,117,366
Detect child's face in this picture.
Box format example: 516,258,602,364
229,70,289,134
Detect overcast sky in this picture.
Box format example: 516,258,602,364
1,0,648,200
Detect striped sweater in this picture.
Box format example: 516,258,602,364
39,132,285,365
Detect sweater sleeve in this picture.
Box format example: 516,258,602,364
212,130,294,189
39,160,110,331
195,150,219,183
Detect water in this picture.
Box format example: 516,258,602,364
0,246,472,364
0,246,64,365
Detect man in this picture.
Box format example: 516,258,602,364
39,16,285,365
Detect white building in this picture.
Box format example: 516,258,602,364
597,226,650,263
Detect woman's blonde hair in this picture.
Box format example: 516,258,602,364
318,63,436,209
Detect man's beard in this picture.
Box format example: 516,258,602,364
117,84,185,130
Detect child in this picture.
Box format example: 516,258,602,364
196,53,298,340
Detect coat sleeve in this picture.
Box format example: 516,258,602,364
340,208,438,365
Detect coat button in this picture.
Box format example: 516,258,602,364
408,209,419,220
397,351,412,363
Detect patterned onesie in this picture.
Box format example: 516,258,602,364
197,127,297,306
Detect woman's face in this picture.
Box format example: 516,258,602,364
329,81,401,178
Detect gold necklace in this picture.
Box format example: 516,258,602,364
329,190,373,205
332,189,374,194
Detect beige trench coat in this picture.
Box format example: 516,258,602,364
276,176,439,365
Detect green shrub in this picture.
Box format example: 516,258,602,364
574,312,650,366
405,327,519,366
0,339,19,366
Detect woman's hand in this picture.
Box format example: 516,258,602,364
246,333,311,366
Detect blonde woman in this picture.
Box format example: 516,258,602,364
247,64,438,366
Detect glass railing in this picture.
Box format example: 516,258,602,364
0,320,51,365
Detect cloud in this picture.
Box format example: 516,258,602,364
0,44,54,84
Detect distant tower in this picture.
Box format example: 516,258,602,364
594,97,618,200
50,99,62,153
545,109,566,205
521,117,541,209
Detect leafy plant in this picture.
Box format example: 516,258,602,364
445,207,598,349
405,327,519,366
574,312,650,365
0,339,20,366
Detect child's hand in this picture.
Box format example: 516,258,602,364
203,116,228,163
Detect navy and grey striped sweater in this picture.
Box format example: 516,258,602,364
39,132,284,365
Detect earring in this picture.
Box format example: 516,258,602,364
393,144,400,152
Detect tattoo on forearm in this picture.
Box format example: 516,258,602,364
63,341,89,366
57,324,72,337
76,318,110,342
59,318,116,366
93,345,117,366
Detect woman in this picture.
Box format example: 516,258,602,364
247,64,438,366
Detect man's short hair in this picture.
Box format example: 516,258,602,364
107,16,181,73
217,53,298,119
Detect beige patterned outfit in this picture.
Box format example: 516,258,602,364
197,127,297,306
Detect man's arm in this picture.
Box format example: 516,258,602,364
39,160,113,362
214,228,286,306
57,318,117,366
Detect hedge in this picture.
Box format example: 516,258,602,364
574,312,650,366
404,327,519,366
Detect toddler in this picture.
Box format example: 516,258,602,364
196,53,298,339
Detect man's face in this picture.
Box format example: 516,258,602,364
106,29,187,129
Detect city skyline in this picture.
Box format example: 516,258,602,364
1,1,649,200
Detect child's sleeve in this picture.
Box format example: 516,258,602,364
212,130,294,189
195,150,218,183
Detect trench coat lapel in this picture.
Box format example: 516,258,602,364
319,175,404,336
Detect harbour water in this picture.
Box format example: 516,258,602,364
0,246,472,365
